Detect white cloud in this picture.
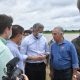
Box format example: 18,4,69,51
0,0,80,30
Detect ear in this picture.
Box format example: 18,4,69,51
4,27,9,35
60,32,64,36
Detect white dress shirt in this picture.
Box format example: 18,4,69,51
7,40,27,71
20,34,49,63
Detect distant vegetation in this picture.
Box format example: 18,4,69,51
43,30,80,34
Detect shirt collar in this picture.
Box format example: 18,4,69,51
0,37,7,45
7,40,18,48
32,34,42,40
32,34,38,40
56,39,67,45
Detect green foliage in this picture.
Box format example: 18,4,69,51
43,30,80,34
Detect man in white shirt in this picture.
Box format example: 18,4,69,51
7,25,28,72
20,23,49,80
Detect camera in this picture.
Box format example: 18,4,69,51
2,57,24,80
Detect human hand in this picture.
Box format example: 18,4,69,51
72,76,77,80
72,71,80,80
32,55,46,61
21,74,29,80
16,74,29,80
76,71,80,80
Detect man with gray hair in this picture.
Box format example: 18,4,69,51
50,27,79,80
20,23,49,80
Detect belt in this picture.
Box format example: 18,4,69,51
25,62,45,66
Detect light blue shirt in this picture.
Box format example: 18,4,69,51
20,34,49,63
0,37,13,80
51,39,79,70
7,40,27,71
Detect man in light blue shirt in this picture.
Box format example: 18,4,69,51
20,23,49,80
0,14,14,80
50,27,79,80
7,25,28,72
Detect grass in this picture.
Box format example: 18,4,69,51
43,31,80,34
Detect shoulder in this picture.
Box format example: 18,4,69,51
7,41,17,51
0,44,6,54
22,34,32,43
0,43,13,58
65,40,76,50
0,40,8,53
64,40,73,46
50,42,56,48
41,36,47,41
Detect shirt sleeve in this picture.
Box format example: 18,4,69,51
20,39,28,57
50,45,53,67
70,43,79,69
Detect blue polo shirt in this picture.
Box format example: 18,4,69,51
51,39,79,70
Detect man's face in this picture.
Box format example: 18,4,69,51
33,27,44,39
52,29,62,42
18,32,24,44
39,28,44,33
33,27,40,37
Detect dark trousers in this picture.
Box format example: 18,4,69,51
53,68,73,80
25,62,46,80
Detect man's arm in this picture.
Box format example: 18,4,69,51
27,55,47,61
16,74,29,80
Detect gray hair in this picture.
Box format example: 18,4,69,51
54,26,64,34
32,23,44,31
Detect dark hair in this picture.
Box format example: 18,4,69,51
10,25,24,39
24,30,32,34
0,14,13,34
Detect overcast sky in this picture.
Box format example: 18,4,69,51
0,0,80,30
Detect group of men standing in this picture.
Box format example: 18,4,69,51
0,2,80,79
0,15,49,80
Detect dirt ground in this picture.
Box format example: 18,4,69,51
46,66,50,80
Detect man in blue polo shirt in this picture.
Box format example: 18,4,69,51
50,27,79,80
